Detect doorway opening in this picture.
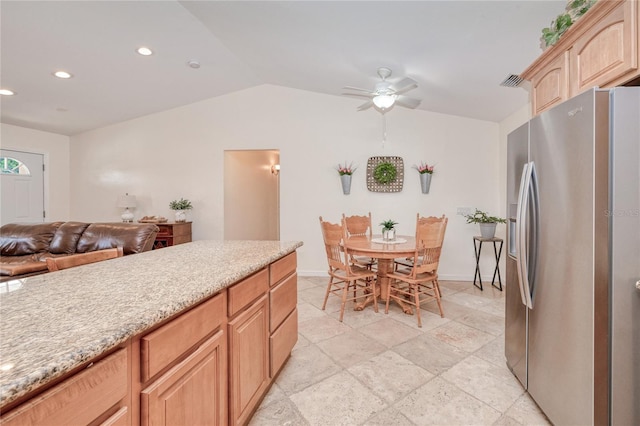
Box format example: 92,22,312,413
224,150,280,240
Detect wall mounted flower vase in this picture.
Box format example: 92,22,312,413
341,174,352,195
420,173,432,194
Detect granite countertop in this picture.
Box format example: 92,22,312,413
0,239,303,407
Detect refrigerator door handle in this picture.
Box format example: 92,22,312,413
527,162,539,308
515,162,530,306
522,161,540,309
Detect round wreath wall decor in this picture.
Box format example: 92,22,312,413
366,156,404,192
373,162,397,184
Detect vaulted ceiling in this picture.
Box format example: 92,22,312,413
0,1,564,136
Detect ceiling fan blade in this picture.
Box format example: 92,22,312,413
357,100,374,111
342,92,375,99
342,86,374,94
390,77,418,95
395,96,421,109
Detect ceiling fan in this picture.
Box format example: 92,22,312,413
343,67,421,112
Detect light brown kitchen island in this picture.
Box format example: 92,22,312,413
0,240,302,426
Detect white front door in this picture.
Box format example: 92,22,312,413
1,149,45,225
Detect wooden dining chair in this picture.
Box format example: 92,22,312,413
46,247,124,272
342,212,377,270
319,216,377,321
394,214,447,296
386,215,448,327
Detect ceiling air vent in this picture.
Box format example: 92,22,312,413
500,74,525,87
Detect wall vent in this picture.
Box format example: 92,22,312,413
500,74,525,87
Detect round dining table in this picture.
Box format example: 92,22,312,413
344,234,416,314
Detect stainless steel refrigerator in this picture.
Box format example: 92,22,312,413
505,87,639,425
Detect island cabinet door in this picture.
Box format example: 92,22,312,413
141,329,227,426
228,295,269,426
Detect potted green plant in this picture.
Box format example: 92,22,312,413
380,219,398,241
464,209,506,238
169,198,193,223
540,0,596,48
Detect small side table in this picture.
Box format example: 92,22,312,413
473,236,503,291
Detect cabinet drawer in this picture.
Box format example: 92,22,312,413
270,309,298,378
270,273,297,332
141,292,226,382
228,268,269,317
269,252,296,286
1,349,128,426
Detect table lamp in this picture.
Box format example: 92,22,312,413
117,193,137,222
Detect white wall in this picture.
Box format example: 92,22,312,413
69,84,505,279
0,123,71,221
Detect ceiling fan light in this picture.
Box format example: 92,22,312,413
373,94,396,109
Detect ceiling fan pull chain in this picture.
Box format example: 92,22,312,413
382,113,387,147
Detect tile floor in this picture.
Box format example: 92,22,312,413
249,277,551,426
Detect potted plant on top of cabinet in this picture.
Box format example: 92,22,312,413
169,198,192,223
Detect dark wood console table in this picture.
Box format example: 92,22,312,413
153,222,192,249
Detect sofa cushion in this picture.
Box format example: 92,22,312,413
49,222,90,254
0,222,64,256
76,223,159,255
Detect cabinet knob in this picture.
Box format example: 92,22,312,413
636,280,640,291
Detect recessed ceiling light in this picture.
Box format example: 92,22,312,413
137,47,153,56
0,89,16,96
53,71,73,79
187,60,200,69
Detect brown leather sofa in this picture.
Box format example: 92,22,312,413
0,221,159,281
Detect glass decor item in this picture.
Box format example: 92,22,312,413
175,210,187,223
380,219,398,242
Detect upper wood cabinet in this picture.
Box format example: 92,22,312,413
522,0,639,115
530,52,570,116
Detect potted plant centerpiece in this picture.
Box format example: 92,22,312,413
464,209,506,238
169,198,193,223
380,219,398,242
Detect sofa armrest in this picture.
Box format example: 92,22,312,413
46,247,124,272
